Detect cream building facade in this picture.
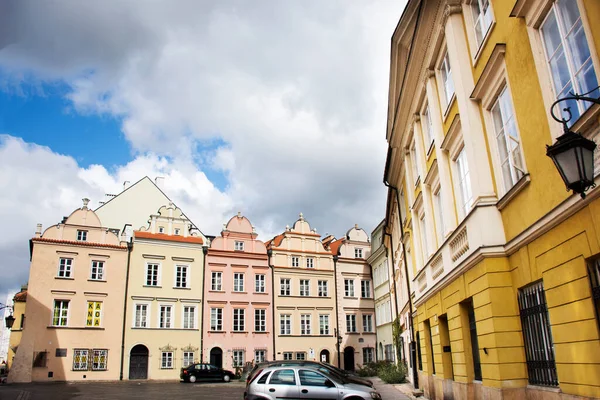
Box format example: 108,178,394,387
124,203,207,380
267,214,338,366
9,200,129,382
7,287,27,370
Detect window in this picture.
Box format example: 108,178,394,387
77,230,87,241
518,282,558,386
159,305,173,328
354,248,363,259
318,280,328,297
399,190,407,221
280,314,291,335
471,0,492,47
52,300,69,326
291,256,300,267
299,369,329,386
300,279,310,296
174,228,180,235
73,349,88,371
258,371,272,383
90,260,104,280
490,86,525,193
255,274,266,293
146,263,160,286
92,349,108,370
422,104,434,148
233,308,245,331
295,352,306,361
455,148,473,217
183,306,195,329
440,51,455,107
300,314,311,335
134,304,148,328
588,259,600,330
465,300,482,381
255,309,266,332
363,348,374,364
255,350,266,363
210,308,223,331
433,187,445,244
306,257,314,268
86,301,102,327
410,141,419,184
270,368,296,384
158,226,165,233
280,278,291,296
419,213,430,260
161,352,173,369
175,265,188,288
233,350,245,367
319,315,330,335
363,315,373,332
384,344,395,362
344,279,355,297
211,272,222,291
235,241,245,251
282,352,293,361
541,0,599,124
361,280,371,298
183,351,194,367
233,273,245,292
346,314,356,333
58,258,73,278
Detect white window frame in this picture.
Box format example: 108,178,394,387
295,352,306,361
344,279,355,297
255,274,266,293
280,314,291,335
300,279,310,296
158,226,165,233
210,307,223,331
454,146,474,219
255,309,266,332
182,305,196,329
133,303,149,328
421,102,435,152
300,314,311,335
233,308,245,332
92,349,108,371
145,263,161,287
52,300,69,326
159,304,173,329
432,184,445,246
465,0,495,58
233,350,245,367
354,248,363,259
363,314,373,332
183,351,195,367
235,241,245,251
161,351,174,369
174,228,180,235
77,230,87,242
410,140,420,185
319,314,330,335
90,260,104,281
174,264,189,289
291,256,300,267
233,272,245,292
361,280,371,298
283,352,293,361
73,349,89,371
280,278,291,296
211,271,222,291
318,280,328,297
57,258,73,278
306,257,314,268
363,347,375,364
254,350,266,363
437,47,456,113
346,314,356,333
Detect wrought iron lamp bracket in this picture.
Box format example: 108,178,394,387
550,87,600,133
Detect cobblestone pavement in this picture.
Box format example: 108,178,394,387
371,377,411,400
0,380,245,400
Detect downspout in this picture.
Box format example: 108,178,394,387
333,255,341,368
368,260,377,362
119,225,133,380
267,249,276,360
200,245,208,363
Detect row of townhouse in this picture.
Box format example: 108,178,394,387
383,0,600,399
8,177,377,382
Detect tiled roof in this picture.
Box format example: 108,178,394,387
13,290,27,302
32,237,127,250
266,234,284,248
329,238,344,256
134,231,204,244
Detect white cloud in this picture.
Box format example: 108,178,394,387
0,1,407,293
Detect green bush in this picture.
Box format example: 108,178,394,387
377,362,407,384
356,360,394,377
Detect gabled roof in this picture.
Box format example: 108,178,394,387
266,234,284,248
329,238,344,256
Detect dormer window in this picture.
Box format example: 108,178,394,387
235,241,245,251
174,228,180,235
158,227,165,233
355,248,363,259
77,230,87,242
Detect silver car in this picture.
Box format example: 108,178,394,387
244,365,382,400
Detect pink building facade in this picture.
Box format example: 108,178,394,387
203,213,272,371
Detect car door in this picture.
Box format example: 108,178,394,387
297,369,339,400
193,364,205,380
265,368,299,399
207,364,220,381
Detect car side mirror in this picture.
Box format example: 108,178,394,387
325,379,335,388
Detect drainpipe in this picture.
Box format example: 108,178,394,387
119,225,133,381
200,245,208,363
267,249,276,360
333,255,341,368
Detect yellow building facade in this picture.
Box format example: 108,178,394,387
384,0,600,399
7,287,27,370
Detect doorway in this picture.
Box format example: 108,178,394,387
129,344,149,380
343,347,355,371
210,347,223,369
320,349,330,364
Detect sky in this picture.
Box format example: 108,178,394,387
0,0,407,300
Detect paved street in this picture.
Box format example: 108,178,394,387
0,378,409,400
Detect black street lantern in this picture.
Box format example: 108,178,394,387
548,87,599,198
5,314,15,330
546,130,596,198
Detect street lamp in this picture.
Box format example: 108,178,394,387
0,303,14,330
547,87,599,198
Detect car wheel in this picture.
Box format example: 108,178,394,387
189,375,197,383
223,375,231,383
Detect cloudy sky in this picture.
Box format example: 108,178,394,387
0,0,406,300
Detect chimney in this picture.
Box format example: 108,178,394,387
35,223,42,238
82,198,90,209
123,181,131,191
155,176,165,190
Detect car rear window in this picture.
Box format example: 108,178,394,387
257,371,271,384
268,369,296,385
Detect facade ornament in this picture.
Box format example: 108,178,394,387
82,198,90,209
299,212,304,221
182,344,199,352
159,344,177,352
442,3,463,26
